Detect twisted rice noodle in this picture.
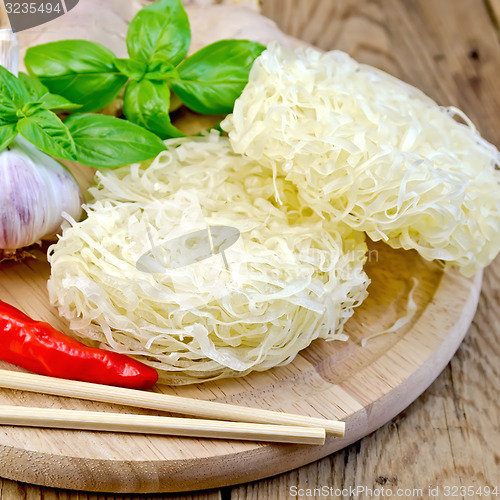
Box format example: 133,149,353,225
222,43,500,276
48,134,369,384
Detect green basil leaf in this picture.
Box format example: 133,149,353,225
17,72,81,111
40,94,82,112
25,40,128,112
171,40,266,114
123,79,184,139
18,71,48,100
0,65,29,108
144,59,179,81
21,101,45,117
64,113,167,168
0,95,19,126
17,109,77,161
0,123,18,151
126,0,190,66
113,58,147,81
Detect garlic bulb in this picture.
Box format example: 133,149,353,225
0,137,83,253
0,28,83,256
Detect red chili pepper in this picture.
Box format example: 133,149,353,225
0,300,158,389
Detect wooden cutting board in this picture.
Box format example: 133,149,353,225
0,238,482,493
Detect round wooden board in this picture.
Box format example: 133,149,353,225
0,240,482,493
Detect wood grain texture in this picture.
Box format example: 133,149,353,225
1,0,500,498
0,240,481,493
0,478,222,500
254,0,500,498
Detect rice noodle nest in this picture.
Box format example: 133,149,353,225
222,43,500,277
48,134,369,384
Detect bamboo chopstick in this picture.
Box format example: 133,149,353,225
0,405,325,445
0,369,345,437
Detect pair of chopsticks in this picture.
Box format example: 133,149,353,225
0,369,345,445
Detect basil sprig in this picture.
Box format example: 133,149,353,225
0,66,166,167
25,40,128,113
18,72,82,112
126,0,190,67
123,79,185,139
65,113,168,168
171,40,266,114
24,0,266,139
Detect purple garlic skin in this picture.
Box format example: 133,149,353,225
0,137,82,251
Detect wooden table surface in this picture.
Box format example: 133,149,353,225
1,0,500,498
